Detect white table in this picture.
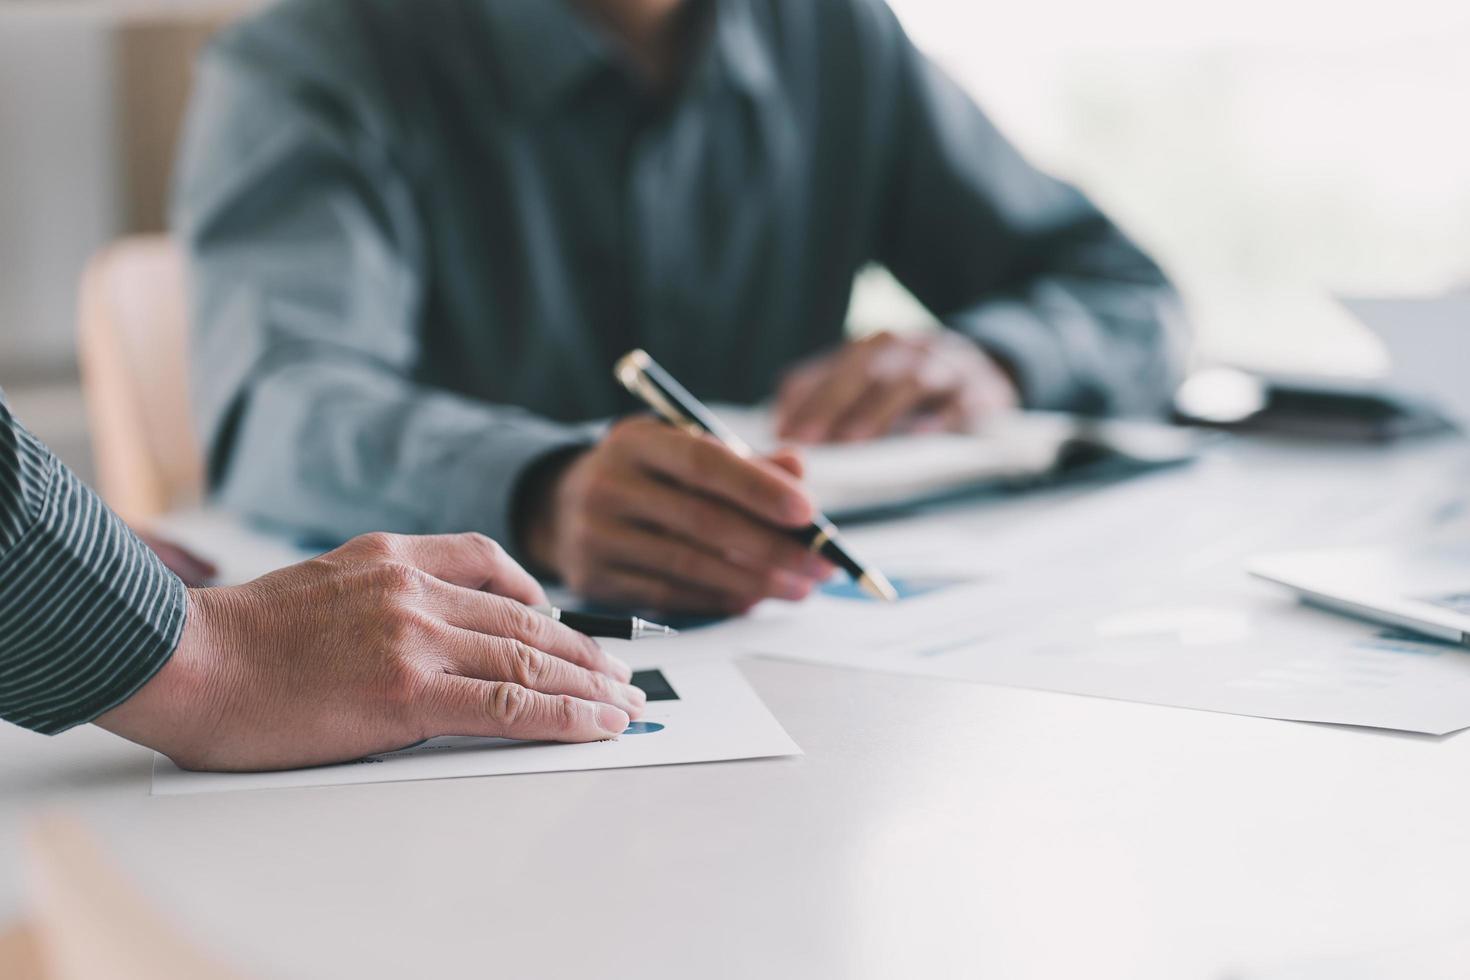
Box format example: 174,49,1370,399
4,435,1469,979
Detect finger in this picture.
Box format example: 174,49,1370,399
781,340,898,443
592,564,757,617
906,411,952,435
894,356,1018,435
908,398,977,435
798,373,886,444
776,352,864,443
425,582,633,682
776,351,861,441
936,376,1009,433
423,675,629,743
350,532,547,605
973,368,1023,416
603,471,832,580
614,422,814,527
440,631,645,717
773,363,826,436
832,372,947,442
586,517,816,603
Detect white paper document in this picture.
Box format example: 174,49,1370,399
152,659,800,795
739,572,1470,736
716,457,1470,735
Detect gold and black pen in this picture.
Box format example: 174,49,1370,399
614,349,898,602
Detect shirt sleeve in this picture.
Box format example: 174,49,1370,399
173,31,590,559
0,393,186,735
861,0,1189,416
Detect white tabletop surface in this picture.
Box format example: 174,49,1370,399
5,435,1470,979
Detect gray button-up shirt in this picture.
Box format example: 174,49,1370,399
175,0,1185,554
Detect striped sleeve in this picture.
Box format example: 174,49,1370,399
0,393,186,735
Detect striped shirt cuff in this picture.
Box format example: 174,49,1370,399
0,420,186,735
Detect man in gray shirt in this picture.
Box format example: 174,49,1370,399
176,0,1185,615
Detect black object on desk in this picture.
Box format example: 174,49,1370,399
533,605,678,640
1173,368,1456,443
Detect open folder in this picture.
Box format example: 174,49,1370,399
714,406,1201,520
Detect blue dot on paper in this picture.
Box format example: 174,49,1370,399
622,721,665,735
820,576,968,602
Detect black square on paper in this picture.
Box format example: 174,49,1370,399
630,668,679,702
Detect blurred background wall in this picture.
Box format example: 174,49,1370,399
1,0,1467,477
0,1,248,476
889,0,1470,376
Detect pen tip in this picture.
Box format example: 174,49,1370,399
633,618,679,639
861,572,900,603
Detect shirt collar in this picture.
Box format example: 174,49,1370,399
484,0,777,113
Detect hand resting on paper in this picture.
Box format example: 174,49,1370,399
97,532,644,771
774,330,1020,444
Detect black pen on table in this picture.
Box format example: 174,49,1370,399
613,348,899,602
534,605,679,640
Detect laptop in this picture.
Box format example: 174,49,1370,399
1339,290,1470,426
1251,547,1470,646
1250,294,1470,643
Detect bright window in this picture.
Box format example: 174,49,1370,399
883,0,1470,375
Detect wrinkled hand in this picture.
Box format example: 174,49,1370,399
524,417,834,616
98,532,644,771
774,330,1020,443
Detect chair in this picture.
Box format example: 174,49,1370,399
75,236,204,525
73,9,245,525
